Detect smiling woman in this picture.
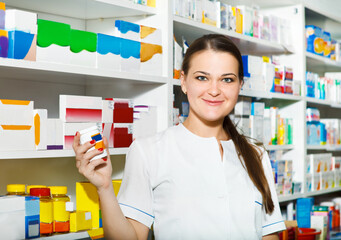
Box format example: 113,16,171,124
73,34,286,240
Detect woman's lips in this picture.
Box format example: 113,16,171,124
202,99,224,106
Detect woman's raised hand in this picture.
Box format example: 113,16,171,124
73,132,113,190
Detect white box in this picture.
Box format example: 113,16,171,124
243,55,263,75
235,116,250,136
102,100,114,123
140,43,162,76
262,62,275,92
60,95,102,123
102,123,113,148
5,9,37,34
36,44,71,65
140,25,161,45
237,6,253,36
0,123,35,151
47,119,63,150
96,34,121,71
311,215,327,240
133,105,157,139
250,115,263,142
0,196,25,240
64,122,100,149
114,20,140,41
251,102,265,116
33,109,47,150
234,97,251,116
120,38,141,73
0,99,33,125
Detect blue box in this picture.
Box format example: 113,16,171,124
306,25,323,56
297,198,314,228
25,196,40,239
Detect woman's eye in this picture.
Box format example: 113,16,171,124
196,76,207,81
222,78,233,83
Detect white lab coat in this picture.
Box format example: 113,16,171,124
118,124,286,239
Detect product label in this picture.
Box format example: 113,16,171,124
53,201,70,222
40,201,53,223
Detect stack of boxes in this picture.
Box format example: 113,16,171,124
76,180,122,231
305,71,341,102
173,1,292,48
0,5,163,77
306,25,341,61
0,94,157,152
306,153,341,192
242,55,300,95
0,6,38,61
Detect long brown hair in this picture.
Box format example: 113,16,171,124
181,34,274,214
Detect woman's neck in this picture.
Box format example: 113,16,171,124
182,114,229,141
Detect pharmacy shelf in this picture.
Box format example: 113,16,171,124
265,145,295,151
7,0,156,20
0,58,167,85
0,148,129,160
240,89,301,101
305,97,332,106
305,4,341,29
173,15,291,55
39,231,89,240
305,187,341,198
278,193,304,203
306,52,341,72
307,145,341,151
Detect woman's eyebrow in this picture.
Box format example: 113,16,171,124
221,73,237,77
193,71,210,75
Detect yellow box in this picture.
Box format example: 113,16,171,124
76,180,122,229
88,228,104,239
70,211,92,232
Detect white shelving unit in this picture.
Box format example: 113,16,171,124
2,1,341,238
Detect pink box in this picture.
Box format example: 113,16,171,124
60,95,102,123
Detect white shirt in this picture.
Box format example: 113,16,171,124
117,124,286,239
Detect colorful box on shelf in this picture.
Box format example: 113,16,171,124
133,105,157,140
173,36,182,79
0,2,5,29
114,20,140,42
8,30,36,61
140,25,161,45
322,31,331,58
96,33,121,71
36,19,71,64
69,211,92,233
120,37,141,73
113,123,133,148
297,198,314,228
0,196,25,240
105,98,133,123
237,6,253,36
25,196,40,239
33,109,47,150
102,123,114,148
70,29,97,68
5,9,37,34
76,180,123,229
47,119,63,150
63,122,100,149
0,99,35,151
76,182,100,229
60,95,102,123
306,25,324,56
0,29,8,58
140,42,162,76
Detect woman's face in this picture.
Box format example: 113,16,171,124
181,49,242,124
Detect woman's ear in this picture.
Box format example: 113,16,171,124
180,71,187,94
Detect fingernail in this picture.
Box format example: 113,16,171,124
98,148,103,152
75,132,78,136
90,140,96,144
103,157,107,161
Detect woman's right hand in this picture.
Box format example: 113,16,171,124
73,132,113,191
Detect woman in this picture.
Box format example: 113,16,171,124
73,34,286,240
